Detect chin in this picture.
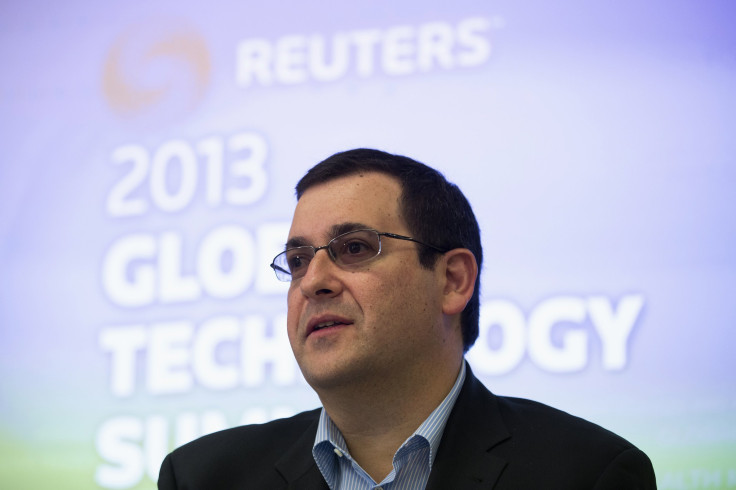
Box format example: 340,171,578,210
301,362,366,392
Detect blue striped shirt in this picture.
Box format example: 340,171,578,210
312,363,466,490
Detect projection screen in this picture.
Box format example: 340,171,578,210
1,1,734,488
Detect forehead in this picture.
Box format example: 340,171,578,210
289,172,405,242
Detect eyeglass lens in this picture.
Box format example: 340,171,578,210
277,229,382,280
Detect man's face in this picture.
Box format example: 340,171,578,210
286,172,451,391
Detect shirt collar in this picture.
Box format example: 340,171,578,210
413,361,466,466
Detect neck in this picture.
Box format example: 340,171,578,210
318,357,463,482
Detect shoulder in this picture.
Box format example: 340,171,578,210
491,395,655,487
460,367,644,456
496,394,635,451
159,408,321,489
173,408,319,458
445,367,656,488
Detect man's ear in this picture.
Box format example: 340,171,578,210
440,248,478,316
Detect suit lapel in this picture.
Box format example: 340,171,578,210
286,467,330,490
426,363,511,489
274,415,330,490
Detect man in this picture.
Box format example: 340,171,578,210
158,149,657,489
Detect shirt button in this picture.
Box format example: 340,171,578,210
333,448,344,458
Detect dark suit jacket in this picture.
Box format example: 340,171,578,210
158,365,657,489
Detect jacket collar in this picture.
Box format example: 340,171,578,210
274,413,329,490
426,362,511,489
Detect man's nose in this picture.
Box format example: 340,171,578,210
299,248,342,298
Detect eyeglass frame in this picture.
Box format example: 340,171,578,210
270,228,448,282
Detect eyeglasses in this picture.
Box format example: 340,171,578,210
270,228,447,282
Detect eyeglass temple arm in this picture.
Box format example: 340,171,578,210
270,263,290,274
379,232,448,253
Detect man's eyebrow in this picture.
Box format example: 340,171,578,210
285,222,373,249
285,236,309,249
329,222,372,237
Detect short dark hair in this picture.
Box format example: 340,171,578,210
296,148,482,352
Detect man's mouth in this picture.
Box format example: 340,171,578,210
307,316,352,336
313,320,346,332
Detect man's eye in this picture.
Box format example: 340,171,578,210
338,240,376,262
287,254,309,272
346,241,368,254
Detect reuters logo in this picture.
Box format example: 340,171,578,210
102,24,210,117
